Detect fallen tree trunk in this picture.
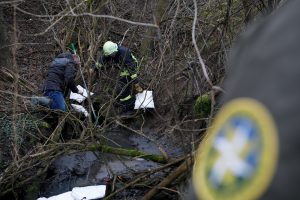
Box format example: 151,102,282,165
0,141,169,197
87,144,168,164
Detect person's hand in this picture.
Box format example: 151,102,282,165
77,89,84,96
89,68,95,74
78,91,83,96
72,54,81,65
134,83,143,93
95,62,102,70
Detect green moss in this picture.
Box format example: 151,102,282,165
88,144,97,152
194,93,211,118
40,121,50,129
88,144,167,163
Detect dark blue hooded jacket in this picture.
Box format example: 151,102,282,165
44,52,78,94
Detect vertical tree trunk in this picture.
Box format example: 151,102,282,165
141,0,169,57
0,9,10,68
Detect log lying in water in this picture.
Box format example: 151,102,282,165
87,144,168,164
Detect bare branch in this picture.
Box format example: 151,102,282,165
75,12,159,28
191,0,213,87
191,0,225,93
15,6,159,33
0,0,24,5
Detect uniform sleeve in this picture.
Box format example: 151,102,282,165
65,61,78,93
93,54,109,72
123,50,138,81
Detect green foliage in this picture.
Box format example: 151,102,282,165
0,113,48,145
194,93,211,118
24,180,40,200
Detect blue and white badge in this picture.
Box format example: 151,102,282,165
193,98,279,200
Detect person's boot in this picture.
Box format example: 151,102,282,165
31,96,51,107
118,110,136,119
118,103,136,119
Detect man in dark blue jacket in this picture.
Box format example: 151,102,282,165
43,52,83,111
95,41,143,116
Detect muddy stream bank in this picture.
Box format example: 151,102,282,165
38,126,186,199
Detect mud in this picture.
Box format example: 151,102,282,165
39,127,184,199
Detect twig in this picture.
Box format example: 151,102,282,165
0,42,52,50
142,156,193,200
74,12,159,28
115,120,169,161
0,0,24,5
104,156,186,200
191,0,212,87
15,6,159,37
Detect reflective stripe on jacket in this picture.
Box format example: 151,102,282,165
99,45,139,82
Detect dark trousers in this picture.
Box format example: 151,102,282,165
117,77,135,112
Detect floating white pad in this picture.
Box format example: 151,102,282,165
37,191,73,200
134,90,155,109
71,185,106,200
37,185,106,200
71,104,89,117
70,85,94,103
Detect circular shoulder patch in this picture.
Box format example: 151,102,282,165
193,98,278,200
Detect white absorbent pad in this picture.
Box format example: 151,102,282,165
37,185,106,200
71,104,89,117
134,90,155,109
37,191,73,200
71,185,106,200
70,85,94,103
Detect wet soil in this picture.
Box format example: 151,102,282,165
39,126,186,199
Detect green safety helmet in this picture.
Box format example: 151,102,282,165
103,41,118,56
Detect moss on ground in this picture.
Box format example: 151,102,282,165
194,93,211,118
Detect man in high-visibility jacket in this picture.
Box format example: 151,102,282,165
95,41,143,116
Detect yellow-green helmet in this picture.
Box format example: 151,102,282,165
103,41,118,56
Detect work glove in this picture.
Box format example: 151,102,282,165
77,87,85,96
134,83,143,93
95,62,102,70
90,62,102,74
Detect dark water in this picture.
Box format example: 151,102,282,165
39,128,184,199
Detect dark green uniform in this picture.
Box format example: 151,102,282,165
190,1,300,199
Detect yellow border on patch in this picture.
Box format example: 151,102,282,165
193,98,279,200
